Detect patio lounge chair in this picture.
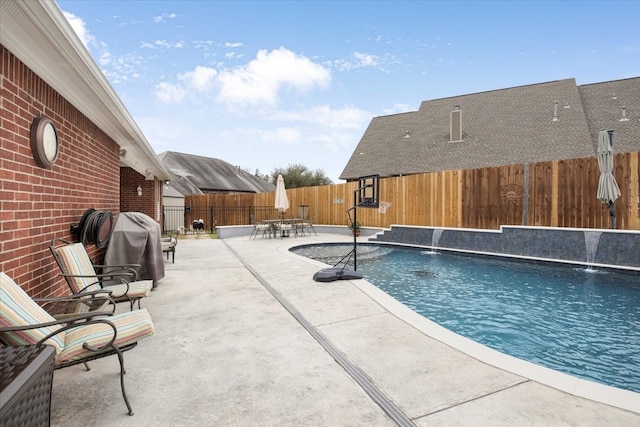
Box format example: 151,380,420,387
50,238,153,311
0,272,155,416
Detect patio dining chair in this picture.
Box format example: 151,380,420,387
50,238,153,311
295,216,317,236
276,221,295,238
249,215,271,239
0,272,155,416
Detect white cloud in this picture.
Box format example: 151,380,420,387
62,11,95,47
325,51,381,72
178,66,218,91
155,82,186,103
155,66,217,103
153,13,178,23
216,47,331,105
225,42,244,48
154,40,184,49
153,47,333,106
353,52,377,67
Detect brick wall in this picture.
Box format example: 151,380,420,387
1,45,124,297
120,167,159,217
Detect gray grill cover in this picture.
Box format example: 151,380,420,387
104,212,164,285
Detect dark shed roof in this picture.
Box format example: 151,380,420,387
159,151,276,196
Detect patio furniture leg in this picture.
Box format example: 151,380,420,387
115,347,134,416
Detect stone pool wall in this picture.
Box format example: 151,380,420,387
372,226,640,270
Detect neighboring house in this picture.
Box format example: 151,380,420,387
1,1,170,295
340,77,640,180
158,151,276,198
158,152,276,232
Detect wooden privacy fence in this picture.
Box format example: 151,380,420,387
182,153,640,231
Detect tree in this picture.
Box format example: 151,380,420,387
253,169,270,181
270,164,333,188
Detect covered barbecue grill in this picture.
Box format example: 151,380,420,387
104,212,165,287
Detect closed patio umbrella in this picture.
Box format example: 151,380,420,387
274,174,289,214
274,174,290,237
596,130,621,229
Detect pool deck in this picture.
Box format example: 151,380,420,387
50,234,640,426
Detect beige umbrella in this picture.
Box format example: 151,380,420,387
274,174,289,214
274,174,290,237
596,130,621,228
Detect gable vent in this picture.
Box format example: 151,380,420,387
450,106,462,142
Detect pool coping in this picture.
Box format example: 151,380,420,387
283,239,640,414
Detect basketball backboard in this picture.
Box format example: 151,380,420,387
357,174,380,208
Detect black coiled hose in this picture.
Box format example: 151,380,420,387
78,208,113,248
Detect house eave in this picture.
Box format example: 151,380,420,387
0,0,170,181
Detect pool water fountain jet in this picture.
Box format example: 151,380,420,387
584,231,602,271
426,228,444,254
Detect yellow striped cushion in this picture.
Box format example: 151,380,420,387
0,272,65,354
56,308,154,365
56,243,100,293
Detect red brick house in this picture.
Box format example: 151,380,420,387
1,1,170,296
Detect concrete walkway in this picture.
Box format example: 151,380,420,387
50,235,639,426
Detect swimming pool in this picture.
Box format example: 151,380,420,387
291,243,640,393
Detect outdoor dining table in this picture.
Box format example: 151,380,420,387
260,218,304,238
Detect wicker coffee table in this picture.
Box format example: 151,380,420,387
0,345,56,427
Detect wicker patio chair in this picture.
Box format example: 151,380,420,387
0,272,155,416
50,238,153,311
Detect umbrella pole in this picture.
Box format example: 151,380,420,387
608,130,616,230
353,190,358,271
609,200,616,229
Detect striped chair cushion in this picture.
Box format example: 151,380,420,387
0,272,65,354
57,308,154,365
104,280,153,299
56,242,101,293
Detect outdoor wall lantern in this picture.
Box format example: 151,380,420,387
136,185,142,197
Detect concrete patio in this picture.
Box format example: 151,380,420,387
49,234,640,426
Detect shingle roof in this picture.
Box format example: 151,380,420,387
578,78,640,154
158,151,276,196
340,77,640,180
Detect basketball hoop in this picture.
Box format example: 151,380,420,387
378,201,392,214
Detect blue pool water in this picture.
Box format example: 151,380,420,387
291,243,640,393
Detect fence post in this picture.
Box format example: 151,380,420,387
210,205,215,233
